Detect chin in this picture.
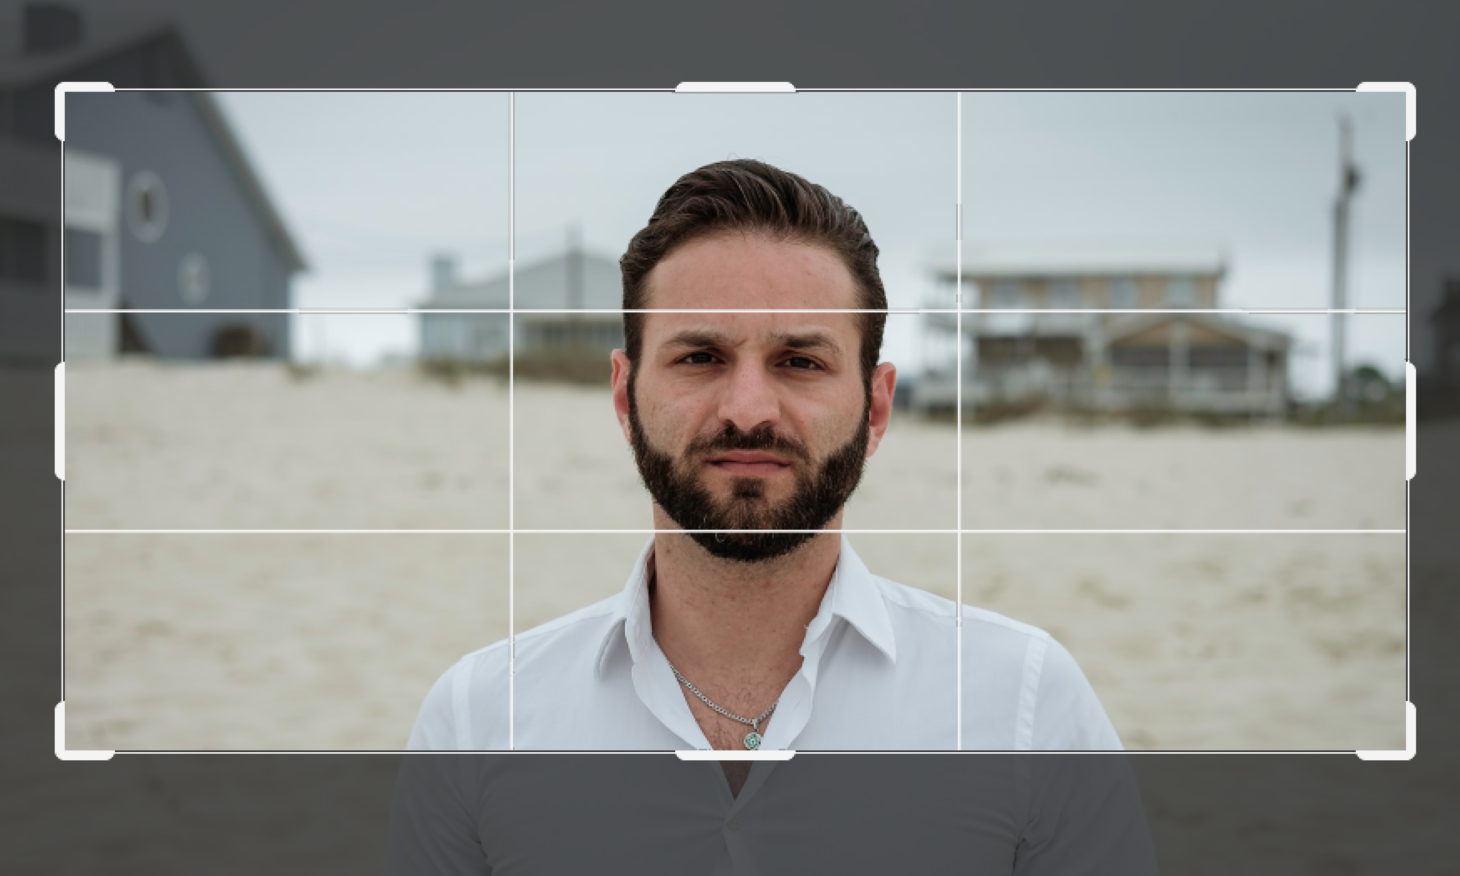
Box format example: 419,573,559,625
687,529,817,564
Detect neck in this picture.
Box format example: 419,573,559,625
648,509,843,682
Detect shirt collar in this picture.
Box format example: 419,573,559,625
593,534,897,680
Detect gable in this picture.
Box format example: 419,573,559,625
1109,315,1259,349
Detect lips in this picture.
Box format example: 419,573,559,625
707,451,791,477
709,452,790,465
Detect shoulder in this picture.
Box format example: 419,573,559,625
406,638,511,750
407,594,626,750
869,574,1054,644
864,575,1058,660
872,573,960,622
514,593,622,647
863,574,1119,749
1024,634,1124,750
951,601,1122,751
963,602,1056,643
875,573,1058,657
511,593,623,673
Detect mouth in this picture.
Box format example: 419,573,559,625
706,452,792,477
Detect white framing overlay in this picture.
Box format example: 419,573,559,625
53,82,1415,761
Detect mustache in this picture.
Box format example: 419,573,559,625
683,425,811,462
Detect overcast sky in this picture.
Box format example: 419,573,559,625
217,90,1407,398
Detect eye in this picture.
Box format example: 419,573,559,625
680,351,719,365
782,356,821,370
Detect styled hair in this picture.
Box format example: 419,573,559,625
619,159,887,391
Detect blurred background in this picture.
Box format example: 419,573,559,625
14,16,1411,749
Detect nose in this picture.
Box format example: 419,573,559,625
716,360,781,435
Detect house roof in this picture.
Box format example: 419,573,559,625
190,91,308,272
1103,311,1293,348
934,242,1228,280
0,19,308,272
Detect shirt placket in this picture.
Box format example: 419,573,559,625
631,647,716,750
719,761,782,876
756,613,834,750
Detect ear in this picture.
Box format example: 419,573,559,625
610,349,635,446
863,361,897,458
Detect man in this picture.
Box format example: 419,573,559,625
407,159,1121,770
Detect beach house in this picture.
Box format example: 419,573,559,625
416,242,625,364
0,5,306,362
914,245,1292,417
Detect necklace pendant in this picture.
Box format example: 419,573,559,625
743,731,762,750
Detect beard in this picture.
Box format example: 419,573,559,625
627,375,871,564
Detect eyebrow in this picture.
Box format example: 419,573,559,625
661,328,845,356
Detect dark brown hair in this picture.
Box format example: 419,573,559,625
620,159,887,392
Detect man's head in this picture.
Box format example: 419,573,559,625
610,160,896,563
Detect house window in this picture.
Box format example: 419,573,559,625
0,217,46,284
64,226,102,289
1168,277,1197,308
126,170,169,243
992,280,1022,309
1107,277,1138,310
177,252,210,304
472,319,498,356
1050,278,1081,309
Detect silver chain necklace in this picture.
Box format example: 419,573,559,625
656,639,777,750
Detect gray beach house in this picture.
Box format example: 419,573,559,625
0,5,305,362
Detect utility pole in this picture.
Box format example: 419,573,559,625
566,224,583,310
566,223,583,344
1332,115,1361,414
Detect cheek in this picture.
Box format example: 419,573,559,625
797,390,865,446
636,383,700,442
660,378,715,417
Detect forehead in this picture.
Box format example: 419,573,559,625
645,232,860,311
640,233,862,347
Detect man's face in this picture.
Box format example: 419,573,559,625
610,233,896,563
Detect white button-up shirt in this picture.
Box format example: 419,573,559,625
407,535,1122,751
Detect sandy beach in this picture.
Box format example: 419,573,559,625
63,361,1406,750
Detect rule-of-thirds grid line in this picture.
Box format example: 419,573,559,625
60,142,68,703
955,90,963,751
60,307,1410,314
508,91,516,751
61,529,1410,534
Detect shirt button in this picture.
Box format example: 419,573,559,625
726,817,742,831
